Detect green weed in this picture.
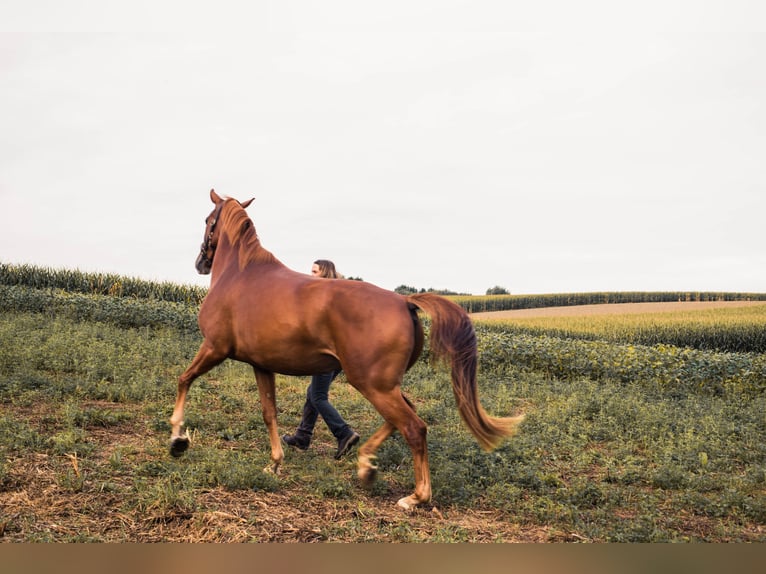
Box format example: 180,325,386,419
1,268,764,541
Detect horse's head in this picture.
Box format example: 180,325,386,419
195,189,254,274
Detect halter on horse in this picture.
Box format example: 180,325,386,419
169,189,524,510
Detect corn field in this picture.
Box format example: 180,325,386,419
0,262,206,304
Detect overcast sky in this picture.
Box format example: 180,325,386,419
2,1,764,295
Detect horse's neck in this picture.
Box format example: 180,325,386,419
211,234,282,280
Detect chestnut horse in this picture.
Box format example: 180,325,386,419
169,189,524,510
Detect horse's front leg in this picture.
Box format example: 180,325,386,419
169,341,225,457
253,367,284,474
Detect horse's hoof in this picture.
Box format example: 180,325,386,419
169,436,189,458
359,466,378,488
397,495,418,511
357,454,378,487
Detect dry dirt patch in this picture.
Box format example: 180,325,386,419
0,404,550,542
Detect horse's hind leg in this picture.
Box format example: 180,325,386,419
357,393,417,487
365,390,431,510
357,420,395,487
169,341,225,457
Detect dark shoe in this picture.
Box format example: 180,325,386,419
334,430,360,460
282,433,310,451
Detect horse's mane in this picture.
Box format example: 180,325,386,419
219,199,278,270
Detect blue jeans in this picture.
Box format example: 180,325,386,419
295,370,351,441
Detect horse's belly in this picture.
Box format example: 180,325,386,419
233,344,341,376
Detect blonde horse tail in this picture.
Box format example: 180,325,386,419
406,293,524,450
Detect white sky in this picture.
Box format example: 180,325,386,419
2,1,765,295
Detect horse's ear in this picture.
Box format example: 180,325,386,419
210,189,223,204
241,198,254,209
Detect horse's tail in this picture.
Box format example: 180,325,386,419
406,292,524,451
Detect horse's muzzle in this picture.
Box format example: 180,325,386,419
195,251,212,275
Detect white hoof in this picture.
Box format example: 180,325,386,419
397,496,417,511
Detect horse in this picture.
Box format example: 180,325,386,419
169,189,524,510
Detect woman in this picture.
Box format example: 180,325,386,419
282,260,360,459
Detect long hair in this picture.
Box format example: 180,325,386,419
313,259,340,279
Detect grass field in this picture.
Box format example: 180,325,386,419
1,269,764,542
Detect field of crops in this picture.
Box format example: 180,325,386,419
0,264,764,542
450,291,766,314
0,263,206,304
476,304,766,354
